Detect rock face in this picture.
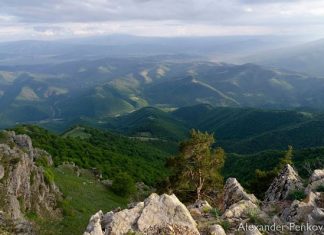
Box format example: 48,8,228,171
84,193,200,235
306,169,324,194
281,192,317,222
223,178,258,210
209,224,226,235
264,164,304,202
0,131,61,234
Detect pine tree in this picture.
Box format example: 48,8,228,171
168,129,225,201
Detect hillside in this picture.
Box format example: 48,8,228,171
12,125,171,185
88,105,323,154
1,58,324,129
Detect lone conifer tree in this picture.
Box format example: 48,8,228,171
168,129,225,201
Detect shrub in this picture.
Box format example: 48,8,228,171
287,190,305,201
210,208,221,218
247,208,266,225
316,185,324,192
111,172,136,197
219,220,231,231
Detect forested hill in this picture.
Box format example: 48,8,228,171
12,125,174,185
75,104,324,154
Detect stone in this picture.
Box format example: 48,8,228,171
264,164,304,202
281,192,317,222
107,202,145,234
83,211,104,235
0,131,61,233
209,224,226,235
223,178,258,210
222,200,258,220
0,164,4,180
137,194,199,235
310,169,324,183
85,193,200,235
12,134,33,150
306,169,324,194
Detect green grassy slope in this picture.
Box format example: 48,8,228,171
53,165,128,235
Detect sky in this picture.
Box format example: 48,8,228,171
1,0,324,41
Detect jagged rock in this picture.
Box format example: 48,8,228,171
6,132,33,151
0,131,61,232
83,211,104,235
281,192,317,222
310,169,324,183
107,201,145,234
223,178,258,210
209,224,226,235
306,169,324,194
308,207,324,225
222,200,259,221
0,164,4,180
84,193,200,235
264,164,304,202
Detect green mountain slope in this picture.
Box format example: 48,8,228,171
12,125,171,185
2,58,324,129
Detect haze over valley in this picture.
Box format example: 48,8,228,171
1,0,324,234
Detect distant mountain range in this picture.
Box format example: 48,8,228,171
1,57,324,129
48,104,324,154
245,38,324,77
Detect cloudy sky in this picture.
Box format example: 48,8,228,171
1,0,324,41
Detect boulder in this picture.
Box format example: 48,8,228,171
83,211,104,235
310,169,324,183
0,131,61,226
223,178,258,210
281,192,317,223
11,133,33,150
209,224,226,235
305,169,324,194
84,193,200,235
0,164,4,180
222,200,259,221
264,164,303,202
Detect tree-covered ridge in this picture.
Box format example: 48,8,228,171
12,125,171,185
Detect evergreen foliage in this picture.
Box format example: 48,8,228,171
167,130,225,202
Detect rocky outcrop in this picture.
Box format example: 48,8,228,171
223,178,258,210
209,224,226,235
264,164,304,202
0,164,4,180
84,193,200,235
280,169,324,234
281,191,317,222
0,131,61,234
306,169,324,194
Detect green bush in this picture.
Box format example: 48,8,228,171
247,208,266,225
316,185,324,192
219,220,231,231
287,190,305,201
210,208,221,218
111,172,136,197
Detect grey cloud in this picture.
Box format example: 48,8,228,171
0,0,324,39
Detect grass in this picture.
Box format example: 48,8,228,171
62,126,91,139
35,165,128,235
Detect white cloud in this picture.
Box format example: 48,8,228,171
0,0,324,39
